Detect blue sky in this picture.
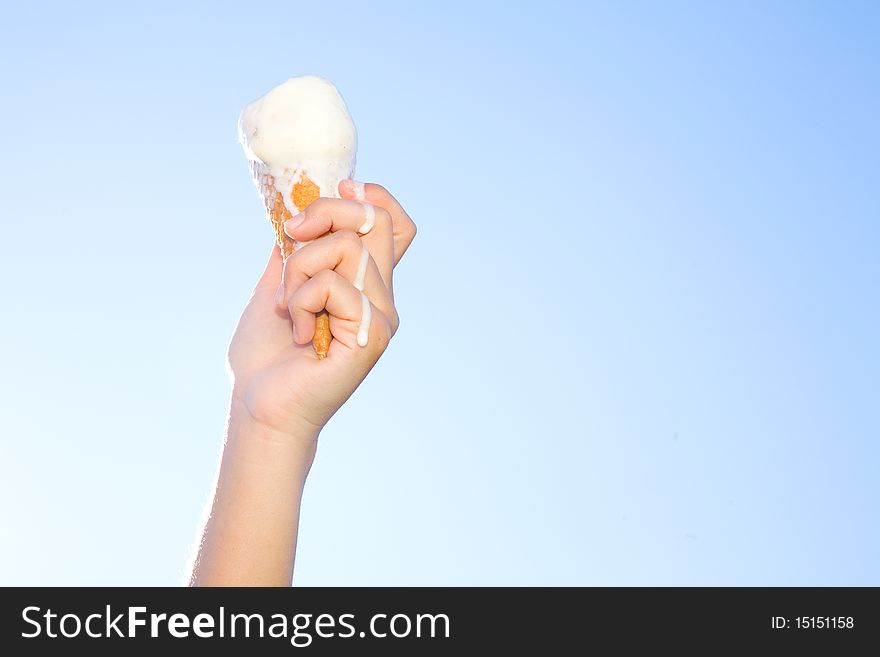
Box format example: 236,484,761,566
0,1,877,585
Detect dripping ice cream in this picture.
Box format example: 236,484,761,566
239,75,366,357
239,75,358,234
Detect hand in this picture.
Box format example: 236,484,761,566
227,180,417,436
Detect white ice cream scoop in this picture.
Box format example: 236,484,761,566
239,75,357,218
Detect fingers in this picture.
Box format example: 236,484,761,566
283,197,394,284
339,180,417,265
286,269,392,353
278,229,399,334
281,229,392,302
283,197,391,241
266,179,413,357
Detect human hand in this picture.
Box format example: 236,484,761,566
227,180,417,437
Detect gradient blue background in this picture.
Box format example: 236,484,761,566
1,1,877,585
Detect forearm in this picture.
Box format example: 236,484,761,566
189,398,318,586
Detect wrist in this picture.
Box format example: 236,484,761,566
225,396,320,481
228,384,325,440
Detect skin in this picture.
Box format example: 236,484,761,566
189,180,416,586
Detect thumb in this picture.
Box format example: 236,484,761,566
255,242,284,292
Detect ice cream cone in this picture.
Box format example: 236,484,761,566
251,162,333,358
240,76,358,360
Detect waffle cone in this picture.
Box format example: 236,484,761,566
254,164,332,358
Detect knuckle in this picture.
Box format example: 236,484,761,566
377,207,393,229
380,314,395,345
307,197,331,215
368,316,394,356
334,228,361,250
368,183,390,199
284,246,303,266
315,268,337,286
388,307,401,335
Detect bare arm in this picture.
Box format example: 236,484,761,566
188,181,416,586
189,401,317,586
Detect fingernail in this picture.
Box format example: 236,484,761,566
274,281,285,306
284,213,306,236
346,179,366,201
358,203,376,234
291,323,299,343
